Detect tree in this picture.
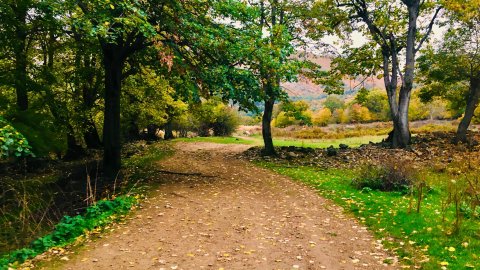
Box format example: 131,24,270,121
312,108,332,126
69,0,254,179
280,101,313,126
419,0,480,143
0,0,40,111
323,95,345,113
310,0,442,147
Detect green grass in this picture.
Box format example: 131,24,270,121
175,135,384,149
173,136,255,145
248,134,385,148
123,142,174,169
271,135,385,148
257,163,480,269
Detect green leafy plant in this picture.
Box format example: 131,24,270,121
0,117,34,158
0,196,137,269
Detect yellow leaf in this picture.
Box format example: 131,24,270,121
110,4,115,9
448,247,455,252
440,261,449,266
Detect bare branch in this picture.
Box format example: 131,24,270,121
415,6,442,52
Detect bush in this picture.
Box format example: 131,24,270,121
0,196,137,269
0,117,34,159
274,112,296,128
190,99,240,136
312,108,332,126
5,111,66,157
349,104,371,123
212,106,240,136
352,161,416,192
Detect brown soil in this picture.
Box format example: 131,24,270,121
52,142,398,270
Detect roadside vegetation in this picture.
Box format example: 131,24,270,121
245,132,480,269
0,142,172,269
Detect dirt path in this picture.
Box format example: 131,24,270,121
56,142,397,270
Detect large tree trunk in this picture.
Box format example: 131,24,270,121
390,87,412,147
262,97,275,156
164,119,174,140
102,46,124,180
387,1,419,148
456,77,480,143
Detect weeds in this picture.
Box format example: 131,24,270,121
0,195,137,269
0,141,173,268
352,160,420,193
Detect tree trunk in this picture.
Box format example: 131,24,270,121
456,77,480,143
164,119,174,140
262,97,275,156
102,46,123,181
84,118,102,148
390,87,412,147
14,28,28,111
64,125,85,160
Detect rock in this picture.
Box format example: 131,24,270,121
339,143,349,150
326,146,337,157
286,152,298,160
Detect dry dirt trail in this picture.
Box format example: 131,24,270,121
57,142,398,270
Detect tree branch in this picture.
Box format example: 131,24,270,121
415,6,442,53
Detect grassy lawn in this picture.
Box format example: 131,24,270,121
257,163,480,269
247,134,386,148
173,136,255,145
174,135,385,149
270,135,385,148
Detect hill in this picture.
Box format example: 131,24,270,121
282,54,384,106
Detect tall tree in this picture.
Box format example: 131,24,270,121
228,0,309,155
0,0,40,111
70,0,264,178
419,0,480,143
310,0,442,147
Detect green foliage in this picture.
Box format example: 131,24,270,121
279,101,313,126
323,95,345,113
0,117,34,158
273,112,296,128
355,89,390,121
409,95,430,121
5,111,66,157
191,99,240,137
0,196,137,269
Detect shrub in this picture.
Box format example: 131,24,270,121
0,117,34,159
352,161,417,192
212,106,240,136
190,99,240,136
274,112,296,128
349,104,371,123
312,108,332,126
332,108,349,123
5,111,66,157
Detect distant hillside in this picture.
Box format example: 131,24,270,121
282,54,384,103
